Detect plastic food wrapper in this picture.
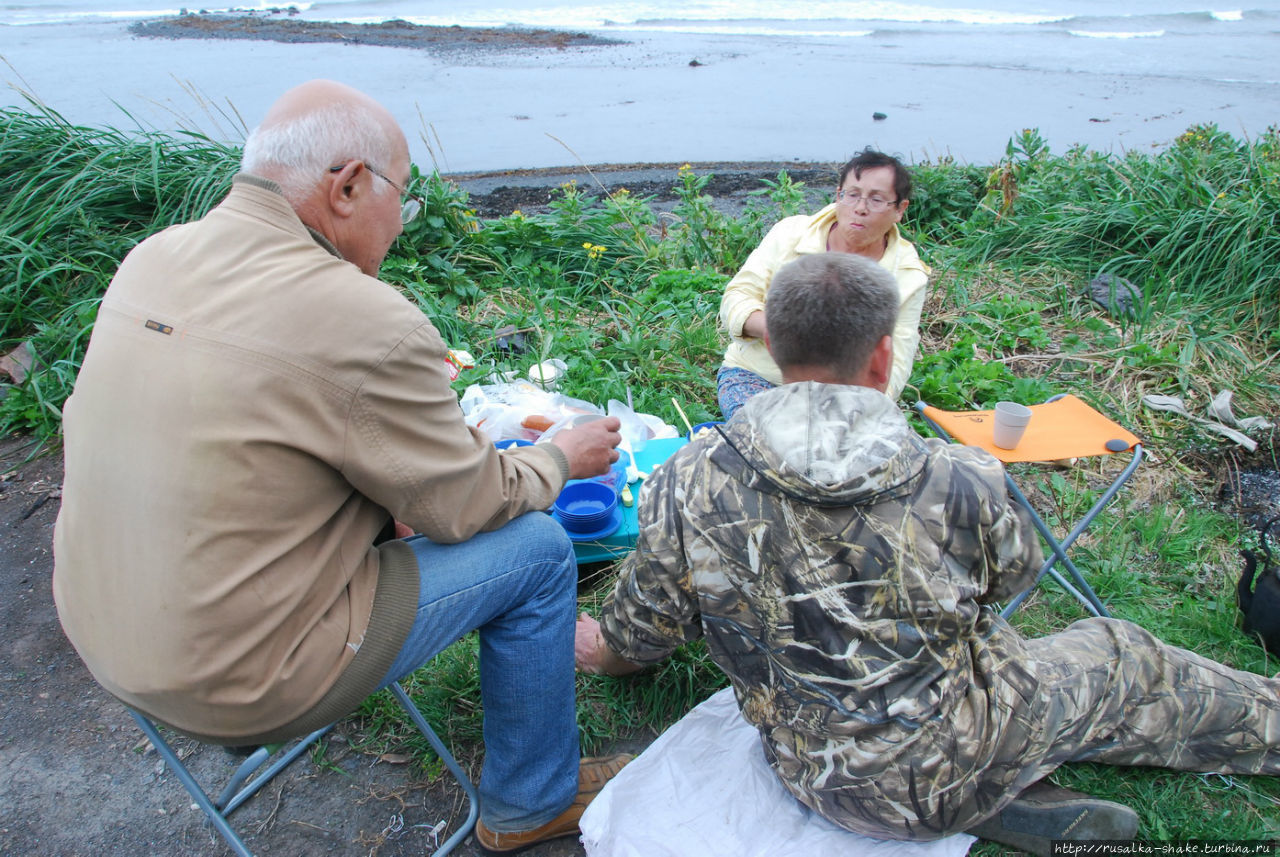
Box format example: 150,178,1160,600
580,687,975,857
459,382,679,445
444,348,475,382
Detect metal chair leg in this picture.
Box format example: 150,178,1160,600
998,445,1143,618
389,682,480,856
131,684,479,856
129,711,255,857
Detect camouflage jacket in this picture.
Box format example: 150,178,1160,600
600,382,1044,837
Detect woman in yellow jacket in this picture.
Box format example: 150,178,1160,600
717,148,930,419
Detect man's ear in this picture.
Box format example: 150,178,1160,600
866,334,893,390
326,161,363,219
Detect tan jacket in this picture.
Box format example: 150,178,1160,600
53,175,568,743
718,205,930,398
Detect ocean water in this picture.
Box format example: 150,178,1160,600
1,1,1273,35
5,1,1276,86
0,1,1275,170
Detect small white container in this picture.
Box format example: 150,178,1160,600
528,359,567,390
992,401,1033,450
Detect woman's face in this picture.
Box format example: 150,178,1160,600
832,165,907,257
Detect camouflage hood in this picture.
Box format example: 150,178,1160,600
712,382,927,508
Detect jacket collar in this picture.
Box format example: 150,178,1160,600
229,173,344,261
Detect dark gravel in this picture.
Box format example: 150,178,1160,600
129,12,622,54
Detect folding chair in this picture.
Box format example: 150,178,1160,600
916,394,1143,619
129,680,479,857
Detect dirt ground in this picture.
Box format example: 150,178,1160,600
0,433,594,857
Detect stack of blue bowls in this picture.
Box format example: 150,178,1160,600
553,481,619,539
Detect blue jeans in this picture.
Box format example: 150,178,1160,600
377,512,580,832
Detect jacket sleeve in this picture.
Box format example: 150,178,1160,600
886,264,929,400
718,216,806,339
341,321,567,543
979,489,1043,604
599,460,704,663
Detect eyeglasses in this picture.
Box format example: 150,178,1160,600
835,189,899,213
328,162,424,225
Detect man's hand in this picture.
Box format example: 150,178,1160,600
575,612,644,676
551,416,622,480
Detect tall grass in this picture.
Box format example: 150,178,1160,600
3,107,1278,838
0,101,235,434
950,126,1280,330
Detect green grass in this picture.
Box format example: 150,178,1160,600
4,105,1279,841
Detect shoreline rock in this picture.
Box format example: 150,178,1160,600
129,12,623,53
445,161,839,218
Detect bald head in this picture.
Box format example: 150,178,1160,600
241,79,405,206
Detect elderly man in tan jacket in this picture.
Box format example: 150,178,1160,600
53,79,627,853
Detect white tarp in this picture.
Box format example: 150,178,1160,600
581,687,975,857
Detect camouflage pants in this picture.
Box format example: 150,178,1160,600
803,617,1280,839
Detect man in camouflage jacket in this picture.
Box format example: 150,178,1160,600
576,253,1280,849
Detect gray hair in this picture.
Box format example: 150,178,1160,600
766,254,899,379
240,101,395,205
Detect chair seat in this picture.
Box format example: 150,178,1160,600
920,394,1140,463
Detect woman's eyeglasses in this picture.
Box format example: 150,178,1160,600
836,189,899,213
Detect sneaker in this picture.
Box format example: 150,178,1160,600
965,782,1139,857
474,753,633,854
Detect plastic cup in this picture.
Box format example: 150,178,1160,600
992,402,1033,450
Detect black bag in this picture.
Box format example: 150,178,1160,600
1237,515,1280,655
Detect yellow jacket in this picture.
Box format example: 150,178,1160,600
718,204,930,399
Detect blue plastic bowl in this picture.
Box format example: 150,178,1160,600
495,438,535,450
688,421,724,441
553,481,617,532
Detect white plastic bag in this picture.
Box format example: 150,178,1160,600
460,382,680,445
580,687,974,857
460,382,602,442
